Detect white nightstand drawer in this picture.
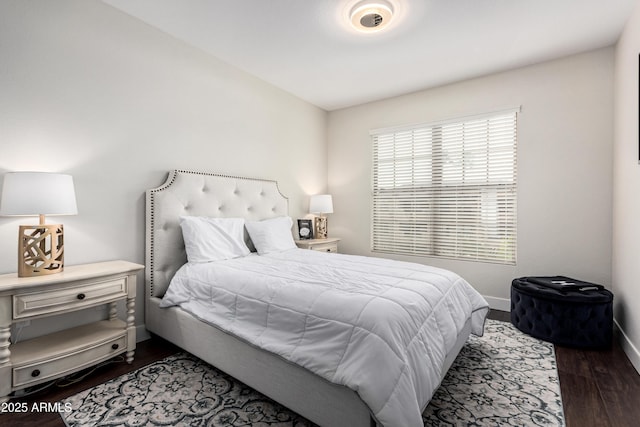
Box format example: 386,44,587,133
13,277,128,319
12,333,126,388
295,237,340,253
309,242,338,252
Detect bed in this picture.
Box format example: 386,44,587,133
145,170,489,427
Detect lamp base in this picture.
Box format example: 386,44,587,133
315,216,328,239
18,224,64,277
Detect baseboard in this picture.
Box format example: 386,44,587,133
614,318,640,375
484,295,511,312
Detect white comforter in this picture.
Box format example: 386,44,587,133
160,249,488,427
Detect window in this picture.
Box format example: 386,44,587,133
371,109,517,264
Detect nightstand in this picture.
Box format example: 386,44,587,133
0,260,144,402
295,237,341,253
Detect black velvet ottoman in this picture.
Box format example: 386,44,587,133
510,276,613,348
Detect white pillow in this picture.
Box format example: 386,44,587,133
245,216,297,255
180,216,250,263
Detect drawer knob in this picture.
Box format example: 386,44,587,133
77,293,86,300
31,369,40,378
111,343,119,350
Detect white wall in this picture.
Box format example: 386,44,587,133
0,0,327,339
328,49,614,310
613,1,640,372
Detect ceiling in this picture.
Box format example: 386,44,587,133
102,0,636,111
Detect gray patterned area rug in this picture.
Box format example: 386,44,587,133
422,320,564,426
59,320,564,426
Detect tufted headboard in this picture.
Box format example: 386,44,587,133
145,170,289,298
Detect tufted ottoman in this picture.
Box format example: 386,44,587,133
510,276,613,348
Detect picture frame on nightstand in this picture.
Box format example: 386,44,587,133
297,219,313,239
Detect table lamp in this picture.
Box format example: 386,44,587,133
309,194,333,239
0,172,78,277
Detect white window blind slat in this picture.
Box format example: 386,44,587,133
371,110,517,264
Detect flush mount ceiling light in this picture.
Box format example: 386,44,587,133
349,0,394,32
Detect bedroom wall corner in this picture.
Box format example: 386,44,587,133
0,0,328,340
613,0,640,374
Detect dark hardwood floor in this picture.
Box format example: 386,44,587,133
1,310,639,426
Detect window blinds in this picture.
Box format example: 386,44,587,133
372,110,517,264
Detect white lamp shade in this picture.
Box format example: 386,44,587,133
0,172,78,216
309,194,333,214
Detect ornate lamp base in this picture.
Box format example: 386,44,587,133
18,224,64,277
315,216,328,239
